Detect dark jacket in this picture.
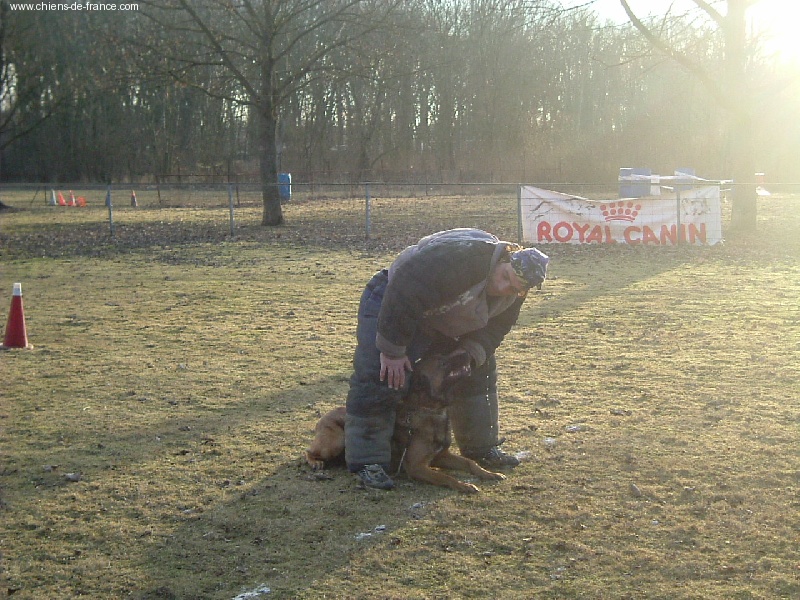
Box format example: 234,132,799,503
376,229,525,366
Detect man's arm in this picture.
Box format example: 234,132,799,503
376,241,494,357
458,295,525,366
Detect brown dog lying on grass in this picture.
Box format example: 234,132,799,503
305,352,506,493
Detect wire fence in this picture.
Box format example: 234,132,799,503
0,181,613,206
0,181,601,243
1,181,798,252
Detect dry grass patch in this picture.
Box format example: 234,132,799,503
1,193,798,599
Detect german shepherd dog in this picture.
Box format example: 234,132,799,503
305,352,506,493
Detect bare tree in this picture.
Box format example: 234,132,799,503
0,3,65,174
4,0,795,197
140,0,400,226
1,9,164,183
619,0,759,233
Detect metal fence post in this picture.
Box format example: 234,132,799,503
517,185,523,245
228,184,235,237
365,182,371,240
106,186,115,238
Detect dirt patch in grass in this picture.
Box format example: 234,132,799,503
1,193,799,599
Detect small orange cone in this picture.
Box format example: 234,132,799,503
69,191,76,207
2,283,32,349
131,190,138,207
57,192,67,206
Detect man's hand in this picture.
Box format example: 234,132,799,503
380,353,413,390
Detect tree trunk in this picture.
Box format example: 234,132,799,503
258,2,283,227
728,111,757,232
725,0,757,233
258,108,283,226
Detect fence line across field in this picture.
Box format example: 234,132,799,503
1,181,608,243
1,181,796,245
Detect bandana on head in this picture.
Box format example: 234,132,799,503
510,248,549,290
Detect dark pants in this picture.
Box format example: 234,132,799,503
345,270,500,472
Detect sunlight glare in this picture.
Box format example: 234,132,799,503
566,0,800,65
750,0,800,64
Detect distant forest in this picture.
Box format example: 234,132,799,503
1,0,798,186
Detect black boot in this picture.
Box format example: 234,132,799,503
468,438,520,468
354,464,395,490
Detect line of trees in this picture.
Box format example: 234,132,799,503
1,0,798,228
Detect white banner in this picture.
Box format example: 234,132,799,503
520,186,723,246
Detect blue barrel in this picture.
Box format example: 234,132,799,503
619,167,651,198
279,173,292,201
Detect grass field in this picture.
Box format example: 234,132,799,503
1,192,799,599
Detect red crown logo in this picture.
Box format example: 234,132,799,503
600,201,641,222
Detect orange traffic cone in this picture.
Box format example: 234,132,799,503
2,283,31,349
69,191,76,207
131,190,138,207
57,192,67,206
